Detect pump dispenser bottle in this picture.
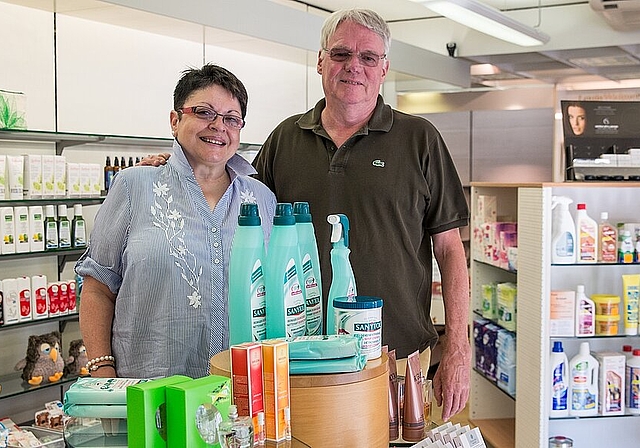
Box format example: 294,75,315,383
551,196,576,264
229,203,267,345
265,203,307,339
293,202,323,336
326,214,357,334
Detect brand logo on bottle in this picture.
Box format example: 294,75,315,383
354,321,382,332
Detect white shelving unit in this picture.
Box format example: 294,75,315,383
470,182,640,448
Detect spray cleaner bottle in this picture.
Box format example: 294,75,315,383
551,196,576,264
293,202,323,336
326,214,357,334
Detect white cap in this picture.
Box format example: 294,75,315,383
45,204,55,217
74,204,83,215
57,204,67,217
600,211,608,220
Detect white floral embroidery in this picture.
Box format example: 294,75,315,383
151,181,203,308
240,189,257,204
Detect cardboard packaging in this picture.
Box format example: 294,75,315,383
31,274,48,320
13,206,30,253
2,277,20,324
550,290,576,337
66,162,82,198
126,374,191,448
595,351,626,416
28,205,45,252
231,342,265,429
16,275,31,322
261,339,290,441
23,154,42,198
47,282,60,317
54,155,66,198
1,206,16,254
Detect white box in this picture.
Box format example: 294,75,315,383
31,274,49,320
2,278,20,325
0,155,6,198
13,206,30,253
90,163,101,197
24,154,42,198
54,155,66,198
1,206,16,254
595,351,626,416
66,162,82,198
16,275,32,322
42,154,55,197
6,155,24,199
550,290,575,337
29,205,45,252
80,163,92,197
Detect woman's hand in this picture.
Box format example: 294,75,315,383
137,153,171,166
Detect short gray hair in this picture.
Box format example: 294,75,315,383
320,8,391,55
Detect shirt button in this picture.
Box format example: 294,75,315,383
214,258,220,264
213,242,219,248
212,227,217,233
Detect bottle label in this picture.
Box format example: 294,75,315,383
628,365,640,409
578,223,596,261
555,231,574,257
59,221,71,248
74,221,87,247
35,287,47,315
301,254,322,336
552,362,568,411
45,221,58,249
251,260,267,341
19,288,31,318
600,224,617,262
282,259,306,338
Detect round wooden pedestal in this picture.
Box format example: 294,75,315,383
210,350,389,448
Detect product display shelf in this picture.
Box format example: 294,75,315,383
0,313,78,333
0,197,105,207
0,370,79,401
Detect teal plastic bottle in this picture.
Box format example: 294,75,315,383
228,203,267,345
293,202,323,336
265,203,307,339
326,214,357,334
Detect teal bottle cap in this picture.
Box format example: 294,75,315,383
293,202,312,223
274,203,295,225
333,296,383,309
238,202,261,226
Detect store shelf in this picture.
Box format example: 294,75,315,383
0,197,105,207
0,371,79,400
469,418,515,448
473,368,516,401
0,313,78,333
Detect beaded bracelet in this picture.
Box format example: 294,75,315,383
86,355,115,370
89,363,115,372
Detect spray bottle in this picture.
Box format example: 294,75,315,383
293,202,323,336
551,196,576,264
326,214,357,334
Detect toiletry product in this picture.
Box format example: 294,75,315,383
592,294,620,316
550,290,575,337
383,346,400,441
255,411,265,446
230,342,264,431
90,163,101,196
80,163,92,196
283,406,291,441
6,155,24,199
58,281,69,315
67,279,77,313
31,274,48,320
229,203,267,344
1,206,16,254
42,154,55,198
551,196,576,264
575,203,597,263
0,155,6,198
622,344,633,360
67,162,81,197
23,154,42,198
481,282,498,320
622,274,639,336
402,351,425,442
72,204,86,248
16,275,31,322
0,280,4,325
261,339,289,442
47,282,60,316
496,329,516,396
265,203,306,339
618,230,634,263
57,204,71,248
13,206,29,253
326,213,357,334
54,155,66,198
334,295,383,360
575,285,595,337
497,282,517,332
569,341,598,417
595,315,620,335
28,205,44,252
293,201,323,336
218,404,254,448
626,349,640,414
44,205,58,250
2,277,19,325
550,341,569,417
594,351,625,416
598,212,617,263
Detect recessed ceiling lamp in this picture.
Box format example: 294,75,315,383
415,0,550,47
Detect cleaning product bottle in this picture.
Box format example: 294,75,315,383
326,213,357,334
293,201,323,336
619,230,634,263
551,196,576,264
598,211,617,263
550,341,569,417
228,203,267,345
265,203,306,339
71,204,87,248
575,203,597,263
575,284,595,337
626,349,640,414
57,204,71,248
569,341,599,416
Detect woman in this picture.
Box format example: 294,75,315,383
76,64,276,379
567,102,587,136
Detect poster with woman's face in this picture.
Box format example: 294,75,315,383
562,100,640,139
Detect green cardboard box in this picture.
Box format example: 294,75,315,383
166,375,231,448
126,375,191,448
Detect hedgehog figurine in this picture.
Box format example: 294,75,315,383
64,339,89,377
14,331,65,386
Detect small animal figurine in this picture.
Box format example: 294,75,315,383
14,331,65,386
64,339,89,377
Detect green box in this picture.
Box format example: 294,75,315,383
166,375,231,448
126,375,191,448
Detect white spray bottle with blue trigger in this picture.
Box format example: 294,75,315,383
551,195,576,264
326,214,357,334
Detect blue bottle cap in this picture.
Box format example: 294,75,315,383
552,341,563,352
238,203,261,226
293,202,312,223
274,203,295,226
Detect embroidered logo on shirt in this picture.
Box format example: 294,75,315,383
240,189,257,203
151,181,202,309
372,159,385,168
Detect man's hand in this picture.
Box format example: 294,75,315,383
137,153,171,166
433,339,471,421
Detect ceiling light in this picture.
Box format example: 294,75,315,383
416,0,550,47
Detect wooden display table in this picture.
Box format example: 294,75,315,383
210,350,389,448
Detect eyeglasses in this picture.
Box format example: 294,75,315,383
323,47,386,67
177,106,245,129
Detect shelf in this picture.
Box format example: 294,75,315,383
472,258,517,274
468,418,515,448
550,413,640,421
473,368,515,401
0,197,105,207
0,246,86,261
472,310,517,335
0,313,78,332
0,371,79,400
551,262,640,267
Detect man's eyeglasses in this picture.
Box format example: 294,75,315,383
177,106,245,130
323,47,386,67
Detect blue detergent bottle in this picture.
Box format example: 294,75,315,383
265,203,307,339
326,214,357,334
293,202,323,336
228,203,267,345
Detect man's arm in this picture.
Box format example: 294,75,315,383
432,228,471,421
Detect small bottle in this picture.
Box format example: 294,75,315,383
72,204,87,248
135,156,140,165
104,156,114,192
44,205,58,250
128,156,134,168
619,230,634,263
113,156,120,174
626,349,640,414
57,204,71,248
120,156,126,170
218,404,254,448
575,203,597,263
283,406,292,441
575,284,595,337
255,411,265,446
598,212,617,263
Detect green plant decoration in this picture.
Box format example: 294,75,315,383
0,93,27,130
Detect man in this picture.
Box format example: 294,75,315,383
252,8,470,421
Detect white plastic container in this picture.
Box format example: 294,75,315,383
569,341,599,416
575,285,595,337
2,277,20,324
334,296,383,360
13,206,30,253
551,196,576,264
575,203,598,263
626,349,640,414
16,275,32,322
550,341,569,417
1,206,16,254
31,274,49,320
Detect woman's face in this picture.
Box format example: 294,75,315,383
170,84,242,168
568,105,587,136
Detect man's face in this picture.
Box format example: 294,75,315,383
317,20,389,109
568,105,587,136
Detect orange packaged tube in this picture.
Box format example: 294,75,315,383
261,339,290,441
